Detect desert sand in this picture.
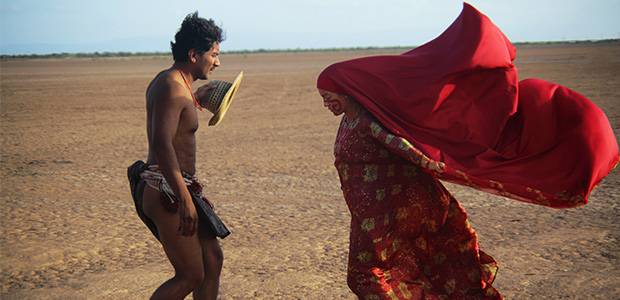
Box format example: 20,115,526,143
1,42,619,299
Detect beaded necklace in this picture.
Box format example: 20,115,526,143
177,69,203,111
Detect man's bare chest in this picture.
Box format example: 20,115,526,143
178,106,199,134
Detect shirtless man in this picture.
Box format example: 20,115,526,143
127,12,223,299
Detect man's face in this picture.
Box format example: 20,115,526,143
318,89,350,116
194,42,221,80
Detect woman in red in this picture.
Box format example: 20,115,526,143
321,89,501,299
317,3,618,299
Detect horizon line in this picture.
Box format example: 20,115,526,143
2,38,618,59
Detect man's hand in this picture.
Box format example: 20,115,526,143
178,197,198,236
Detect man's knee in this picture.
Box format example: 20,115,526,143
203,240,224,273
177,267,205,289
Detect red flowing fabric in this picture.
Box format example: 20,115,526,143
317,3,618,208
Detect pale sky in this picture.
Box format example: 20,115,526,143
1,0,619,55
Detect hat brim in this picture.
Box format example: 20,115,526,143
208,71,243,126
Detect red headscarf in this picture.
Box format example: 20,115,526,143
317,3,618,208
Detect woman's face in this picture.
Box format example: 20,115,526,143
318,89,350,116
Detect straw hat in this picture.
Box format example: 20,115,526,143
198,71,243,126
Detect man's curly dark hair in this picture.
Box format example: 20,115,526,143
170,12,224,62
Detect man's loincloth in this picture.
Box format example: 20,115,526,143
127,160,230,240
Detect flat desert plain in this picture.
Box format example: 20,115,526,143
1,42,619,299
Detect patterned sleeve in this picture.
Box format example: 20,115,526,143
361,113,446,174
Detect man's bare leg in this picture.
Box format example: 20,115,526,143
192,233,223,300
142,186,205,300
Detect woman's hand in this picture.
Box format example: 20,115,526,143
422,157,446,173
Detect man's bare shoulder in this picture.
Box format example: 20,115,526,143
147,69,192,105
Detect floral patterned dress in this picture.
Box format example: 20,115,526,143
335,111,501,300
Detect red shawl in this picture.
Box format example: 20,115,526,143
317,3,618,208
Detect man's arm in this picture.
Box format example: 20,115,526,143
151,82,198,236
